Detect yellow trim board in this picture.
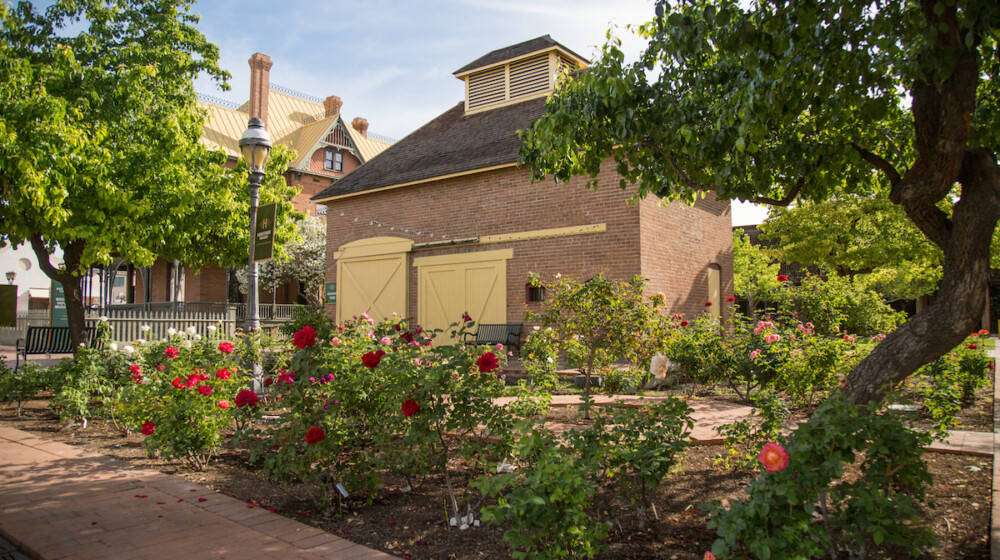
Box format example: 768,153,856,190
479,223,606,244
413,248,514,268
336,236,414,260
312,163,517,203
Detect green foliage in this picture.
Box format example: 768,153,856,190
777,273,905,337
765,196,944,300
715,391,789,471
733,229,782,314
708,395,935,559
0,362,49,416
519,326,562,391
600,366,643,395
48,345,130,424
527,273,667,394
916,332,993,435
477,424,610,560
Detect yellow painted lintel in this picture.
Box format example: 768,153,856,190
410,223,606,253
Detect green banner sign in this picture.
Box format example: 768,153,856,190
253,203,277,263
325,282,337,303
51,280,68,327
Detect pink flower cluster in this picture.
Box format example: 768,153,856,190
765,333,781,344
753,321,774,335
749,349,761,359
795,323,814,336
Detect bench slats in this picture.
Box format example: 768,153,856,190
464,323,522,355
15,327,98,372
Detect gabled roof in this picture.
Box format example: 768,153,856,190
198,88,391,169
312,97,546,202
453,35,588,76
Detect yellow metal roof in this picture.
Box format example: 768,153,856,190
199,89,391,168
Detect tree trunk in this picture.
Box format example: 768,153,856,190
847,149,999,404
30,236,89,349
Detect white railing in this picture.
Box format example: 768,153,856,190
85,307,237,344
0,310,50,346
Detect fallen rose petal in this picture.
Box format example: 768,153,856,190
177,499,184,503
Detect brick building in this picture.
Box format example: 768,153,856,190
128,53,392,306
312,36,733,334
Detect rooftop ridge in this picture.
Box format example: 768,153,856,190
196,92,242,111
269,83,325,104
366,132,397,145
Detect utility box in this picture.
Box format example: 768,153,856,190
0,284,16,327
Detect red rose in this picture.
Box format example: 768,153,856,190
968,344,978,349
129,364,142,375
461,312,472,323
156,365,165,371
140,421,155,436
777,275,788,282
198,385,212,396
680,320,689,327
216,368,231,380
400,331,414,343
234,389,260,408
362,351,382,369
292,326,317,350
401,399,420,417
164,346,179,359
705,301,712,307
217,400,230,409
171,377,185,389
305,427,325,445
726,296,736,302
758,442,789,473
264,378,274,387
218,341,235,354
476,352,500,373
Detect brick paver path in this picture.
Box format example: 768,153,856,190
0,427,392,559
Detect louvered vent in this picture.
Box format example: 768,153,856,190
557,54,577,77
509,54,550,100
324,124,351,148
468,66,507,110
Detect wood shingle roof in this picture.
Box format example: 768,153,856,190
311,97,546,202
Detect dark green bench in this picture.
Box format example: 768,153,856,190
463,323,522,355
15,326,98,372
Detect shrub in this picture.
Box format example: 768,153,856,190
707,394,935,559
776,273,904,337
0,362,49,416
715,391,789,471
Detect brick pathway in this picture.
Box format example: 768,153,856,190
0,427,392,560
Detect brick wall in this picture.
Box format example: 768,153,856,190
638,193,734,322
323,160,732,325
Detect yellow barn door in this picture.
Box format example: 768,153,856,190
414,249,512,340
335,237,413,324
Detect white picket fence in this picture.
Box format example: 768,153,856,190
85,307,237,344
0,310,50,346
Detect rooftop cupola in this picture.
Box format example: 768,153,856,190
453,35,588,114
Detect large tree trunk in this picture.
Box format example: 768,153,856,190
846,2,1000,404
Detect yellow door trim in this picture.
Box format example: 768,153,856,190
336,236,414,260
413,248,514,268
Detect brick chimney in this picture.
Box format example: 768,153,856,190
351,117,369,137
323,96,342,118
248,53,273,127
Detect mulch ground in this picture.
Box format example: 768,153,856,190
0,397,991,559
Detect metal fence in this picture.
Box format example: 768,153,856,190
85,307,237,343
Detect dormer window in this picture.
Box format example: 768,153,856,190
454,35,588,114
324,148,343,172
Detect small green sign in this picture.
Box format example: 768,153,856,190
253,203,277,263
51,280,68,327
325,282,337,303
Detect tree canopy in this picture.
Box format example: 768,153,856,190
0,0,297,345
520,0,1000,404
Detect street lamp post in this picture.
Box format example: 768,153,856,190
239,117,272,393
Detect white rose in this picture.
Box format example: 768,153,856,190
123,345,135,355
167,327,177,336
185,326,197,336
141,324,150,332
194,334,202,341
650,353,669,379
109,342,119,352
137,338,146,345
99,316,108,323
207,325,217,333
141,377,151,385
184,340,192,348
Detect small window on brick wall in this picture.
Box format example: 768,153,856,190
526,284,546,303
324,148,344,172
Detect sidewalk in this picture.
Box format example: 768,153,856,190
0,427,393,559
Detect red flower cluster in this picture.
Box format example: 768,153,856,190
705,301,713,307
969,344,978,349
277,369,296,384
401,399,420,417
141,421,155,436
197,385,212,396
234,389,260,408
777,274,788,282
186,372,208,389
680,320,689,327
726,296,736,302
218,341,234,354
217,400,230,409
400,331,414,343
305,427,325,445
172,377,185,389
215,368,231,380
362,350,387,369
476,352,500,373
293,325,318,349
129,364,143,383
164,346,179,359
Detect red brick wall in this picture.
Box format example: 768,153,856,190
638,194,734,322
323,160,732,325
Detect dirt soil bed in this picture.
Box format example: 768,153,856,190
0,397,992,559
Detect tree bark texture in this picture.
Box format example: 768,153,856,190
846,3,1000,403
30,236,89,350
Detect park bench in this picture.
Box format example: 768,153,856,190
14,326,98,372
463,323,522,356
